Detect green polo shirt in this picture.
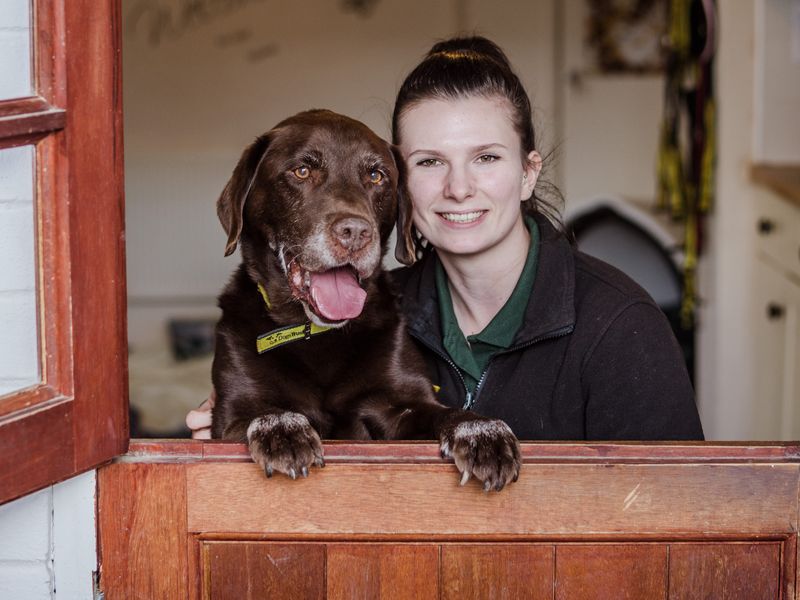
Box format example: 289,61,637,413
435,216,540,395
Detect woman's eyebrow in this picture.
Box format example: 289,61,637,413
473,143,507,152
406,148,443,158
406,143,508,158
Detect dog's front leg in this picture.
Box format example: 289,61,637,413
223,411,325,480
435,409,521,492
376,401,522,492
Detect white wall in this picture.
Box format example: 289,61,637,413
696,0,762,439
0,471,96,599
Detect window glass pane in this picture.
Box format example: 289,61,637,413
0,145,40,396
0,0,33,100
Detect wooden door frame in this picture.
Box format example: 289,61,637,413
0,0,128,505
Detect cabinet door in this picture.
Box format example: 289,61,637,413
752,260,800,439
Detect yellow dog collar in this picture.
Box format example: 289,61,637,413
255,282,332,353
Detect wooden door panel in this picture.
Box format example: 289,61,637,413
187,461,799,536
203,542,325,600
555,544,668,599
326,544,439,599
668,542,781,599
441,544,553,599
98,463,188,598
97,443,800,599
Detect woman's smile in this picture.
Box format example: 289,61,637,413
438,209,488,225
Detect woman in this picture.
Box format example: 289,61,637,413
188,36,703,441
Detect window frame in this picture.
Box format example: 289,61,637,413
0,0,128,505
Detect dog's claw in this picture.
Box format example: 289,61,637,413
301,466,309,478
266,466,273,478
483,480,492,493
459,470,471,486
289,468,297,480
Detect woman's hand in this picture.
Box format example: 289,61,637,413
186,389,215,439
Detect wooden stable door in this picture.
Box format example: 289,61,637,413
97,442,799,599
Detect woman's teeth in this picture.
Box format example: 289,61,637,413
440,211,485,223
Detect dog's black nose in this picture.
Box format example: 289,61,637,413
332,217,373,252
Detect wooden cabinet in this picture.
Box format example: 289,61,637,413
97,441,800,599
753,187,800,439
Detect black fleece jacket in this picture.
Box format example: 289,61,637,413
391,215,704,441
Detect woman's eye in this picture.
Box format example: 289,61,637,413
292,166,310,180
369,169,384,184
416,158,441,167
477,154,499,163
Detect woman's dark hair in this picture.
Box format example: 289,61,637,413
391,36,564,263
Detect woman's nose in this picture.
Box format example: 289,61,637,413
443,164,474,201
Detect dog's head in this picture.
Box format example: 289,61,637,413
217,110,399,328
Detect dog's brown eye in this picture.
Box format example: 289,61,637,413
369,170,384,184
293,166,310,180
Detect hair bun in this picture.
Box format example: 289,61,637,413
428,36,512,69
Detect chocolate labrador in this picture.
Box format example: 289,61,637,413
211,109,521,491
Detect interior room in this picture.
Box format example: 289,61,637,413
1,1,799,597
121,0,800,441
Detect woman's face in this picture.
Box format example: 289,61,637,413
398,95,541,261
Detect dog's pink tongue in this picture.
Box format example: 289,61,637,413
310,268,366,321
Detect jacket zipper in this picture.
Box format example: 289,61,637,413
466,324,574,409
410,323,575,411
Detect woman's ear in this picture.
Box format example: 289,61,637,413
520,150,543,200
391,145,417,266
217,132,273,256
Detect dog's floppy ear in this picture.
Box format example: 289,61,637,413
392,145,416,266
217,133,272,257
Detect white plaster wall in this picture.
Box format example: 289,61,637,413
0,471,96,599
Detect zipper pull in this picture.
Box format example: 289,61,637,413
463,391,472,410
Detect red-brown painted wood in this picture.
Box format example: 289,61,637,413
0,104,66,138
97,464,188,597
669,542,781,599
203,543,325,600
127,439,800,464
441,544,554,599
98,447,800,599
0,0,128,505
326,544,439,599
555,544,668,599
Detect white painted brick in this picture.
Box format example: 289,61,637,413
0,145,34,201
0,30,32,100
0,487,51,561
0,204,36,291
0,0,32,30
0,292,40,386
53,471,97,600
0,562,51,600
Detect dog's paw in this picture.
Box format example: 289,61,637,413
246,412,325,480
440,418,521,492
